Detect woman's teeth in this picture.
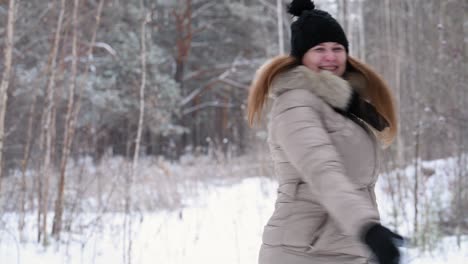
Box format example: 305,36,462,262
319,66,337,71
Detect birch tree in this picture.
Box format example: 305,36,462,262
52,0,80,239
38,0,66,245
123,1,149,262
277,0,284,54
0,0,16,195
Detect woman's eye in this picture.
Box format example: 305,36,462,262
333,47,344,52
314,48,325,52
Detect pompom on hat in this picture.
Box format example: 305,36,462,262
288,0,349,60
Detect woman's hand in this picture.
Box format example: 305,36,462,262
362,223,404,264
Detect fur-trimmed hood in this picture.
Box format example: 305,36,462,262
269,66,388,131
269,66,364,111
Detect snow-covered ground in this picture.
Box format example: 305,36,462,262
1,176,467,264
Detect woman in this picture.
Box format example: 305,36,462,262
248,1,403,264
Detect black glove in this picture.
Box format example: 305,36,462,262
362,223,404,264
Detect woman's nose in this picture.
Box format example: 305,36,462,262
324,51,336,61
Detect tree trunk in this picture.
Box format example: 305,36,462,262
40,0,66,246
174,0,193,86
276,0,284,54
357,0,366,60
338,0,348,35
413,121,420,241
459,1,468,248
396,0,408,231
0,0,16,195
52,0,80,239
124,3,149,263
174,0,194,152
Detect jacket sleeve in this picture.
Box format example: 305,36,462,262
271,89,380,238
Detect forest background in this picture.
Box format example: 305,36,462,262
0,0,466,260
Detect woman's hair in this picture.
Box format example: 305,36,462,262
247,55,299,126
346,56,397,146
247,55,398,146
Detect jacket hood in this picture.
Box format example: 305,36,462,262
269,66,365,111
269,65,389,132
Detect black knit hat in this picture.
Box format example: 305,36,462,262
288,0,349,60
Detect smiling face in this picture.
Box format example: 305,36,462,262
302,42,347,76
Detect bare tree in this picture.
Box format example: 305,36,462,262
38,0,66,246
337,0,348,33
52,0,80,239
0,0,16,195
413,121,421,240
174,0,194,85
123,2,149,263
276,0,284,54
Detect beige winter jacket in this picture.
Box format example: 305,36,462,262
259,66,381,264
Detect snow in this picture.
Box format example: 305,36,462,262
0,178,276,264
376,156,466,236
1,160,467,264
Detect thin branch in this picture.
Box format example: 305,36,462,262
182,58,265,82
218,78,248,90
93,42,118,57
179,78,219,107
182,101,236,116
192,2,216,18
